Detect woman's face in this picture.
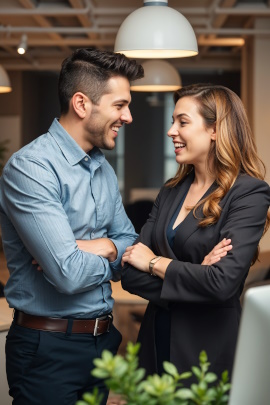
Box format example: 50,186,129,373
167,96,216,169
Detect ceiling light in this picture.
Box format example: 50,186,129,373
131,59,181,92
17,34,28,55
114,0,198,59
0,65,12,93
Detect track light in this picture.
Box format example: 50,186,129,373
17,34,28,55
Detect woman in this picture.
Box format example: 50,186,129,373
121,84,270,379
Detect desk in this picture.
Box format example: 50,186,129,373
0,298,13,405
111,280,147,304
0,297,13,331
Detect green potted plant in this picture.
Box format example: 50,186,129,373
76,342,231,405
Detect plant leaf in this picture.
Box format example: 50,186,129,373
102,350,113,361
91,368,109,379
175,388,194,399
204,372,217,383
179,371,192,380
191,366,201,379
163,361,178,377
199,350,208,363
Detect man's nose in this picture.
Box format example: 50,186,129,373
121,107,133,124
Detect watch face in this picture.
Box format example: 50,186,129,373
151,256,160,264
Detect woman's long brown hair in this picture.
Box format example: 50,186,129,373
166,83,270,264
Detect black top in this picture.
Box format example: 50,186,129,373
166,190,188,250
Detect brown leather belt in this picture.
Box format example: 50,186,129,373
15,311,112,335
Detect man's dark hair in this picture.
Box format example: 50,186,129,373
58,48,144,114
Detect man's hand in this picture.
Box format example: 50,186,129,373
76,238,117,262
202,238,232,265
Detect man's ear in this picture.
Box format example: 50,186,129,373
72,92,91,118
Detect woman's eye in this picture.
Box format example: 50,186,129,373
116,105,123,109
180,121,187,126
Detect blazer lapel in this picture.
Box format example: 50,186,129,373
154,171,195,259
154,170,218,260
174,180,218,250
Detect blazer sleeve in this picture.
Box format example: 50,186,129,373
161,177,270,303
121,187,168,308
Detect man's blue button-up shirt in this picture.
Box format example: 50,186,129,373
0,119,137,318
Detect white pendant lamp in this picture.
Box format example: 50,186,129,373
131,59,181,92
114,0,198,59
0,65,12,93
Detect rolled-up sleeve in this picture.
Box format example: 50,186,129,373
108,184,138,274
2,155,115,294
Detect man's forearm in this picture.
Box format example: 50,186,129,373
76,238,117,262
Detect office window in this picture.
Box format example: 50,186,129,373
164,93,178,182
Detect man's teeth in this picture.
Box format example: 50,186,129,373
175,142,186,148
112,126,119,132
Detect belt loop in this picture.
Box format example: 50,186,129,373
66,318,73,336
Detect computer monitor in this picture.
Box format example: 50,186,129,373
229,285,270,405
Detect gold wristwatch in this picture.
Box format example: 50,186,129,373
149,256,162,276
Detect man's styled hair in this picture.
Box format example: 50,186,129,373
58,48,144,114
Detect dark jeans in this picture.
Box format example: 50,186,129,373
6,321,122,405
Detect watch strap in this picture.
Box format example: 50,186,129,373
149,256,162,276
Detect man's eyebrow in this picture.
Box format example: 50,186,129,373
113,98,131,104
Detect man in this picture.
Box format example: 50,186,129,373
0,48,143,405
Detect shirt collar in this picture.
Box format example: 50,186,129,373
89,146,105,166
48,118,105,167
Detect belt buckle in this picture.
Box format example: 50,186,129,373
93,317,102,336
93,314,113,336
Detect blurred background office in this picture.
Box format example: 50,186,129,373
0,2,269,248
0,2,270,404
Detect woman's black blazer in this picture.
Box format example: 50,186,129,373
121,171,270,379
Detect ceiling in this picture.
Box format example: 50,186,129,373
0,0,269,72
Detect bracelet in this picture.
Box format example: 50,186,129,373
149,256,162,276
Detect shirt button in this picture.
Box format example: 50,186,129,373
91,232,95,238
84,157,88,161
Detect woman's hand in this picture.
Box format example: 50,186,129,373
121,242,155,272
202,238,232,265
